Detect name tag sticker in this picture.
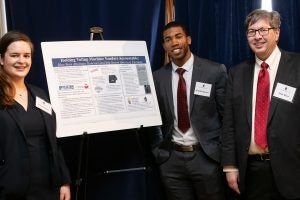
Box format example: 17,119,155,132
273,83,296,103
36,96,52,115
194,82,212,97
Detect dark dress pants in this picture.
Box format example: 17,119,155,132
242,157,300,200
159,148,224,200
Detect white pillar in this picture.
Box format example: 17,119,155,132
0,0,8,36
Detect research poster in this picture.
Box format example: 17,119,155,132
41,41,161,137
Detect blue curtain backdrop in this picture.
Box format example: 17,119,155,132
173,0,261,68
6,0,300,199
272,0,300,53
5,0,166,200
5,0,165,90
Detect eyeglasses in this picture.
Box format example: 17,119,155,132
246,27,276,37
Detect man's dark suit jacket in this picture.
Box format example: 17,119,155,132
0,84,71,198
152,55,227,165
222,51,300,199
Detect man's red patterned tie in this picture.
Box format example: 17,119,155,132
176,68,190,133
254,62,270,149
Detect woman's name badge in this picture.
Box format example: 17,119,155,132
194,82,211,97
273,83,296,103
36,96,52,115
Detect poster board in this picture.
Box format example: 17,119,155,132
41,41,161,137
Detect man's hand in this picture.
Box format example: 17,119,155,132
60,184,71,200
226,171,240,194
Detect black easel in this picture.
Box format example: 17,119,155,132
90,26,104,40
74,126,149,200
91,125,148,176
74,132,89,200
74,28,150,200
104,125,147,172
74,27,105,200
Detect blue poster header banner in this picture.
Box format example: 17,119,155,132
52,56,146,67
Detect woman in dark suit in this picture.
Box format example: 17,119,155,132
0,31,71,200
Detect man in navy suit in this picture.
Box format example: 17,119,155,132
222,9,300,200
152,21,227,200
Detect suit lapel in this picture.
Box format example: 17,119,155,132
189,60,200,112
268,51,291,123
164,64,175,117
28,85,56,148
7,106,26,138
243,61,255,127
40,107,55,148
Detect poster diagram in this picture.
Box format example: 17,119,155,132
41,41,161,137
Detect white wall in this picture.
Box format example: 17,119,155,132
261,0,273,11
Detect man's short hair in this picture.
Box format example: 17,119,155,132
245,9,281,29
162,21,190,42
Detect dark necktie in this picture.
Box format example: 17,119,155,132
254,62,270,149
176,68,190,133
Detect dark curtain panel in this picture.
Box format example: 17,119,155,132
5,0,165,89
174,0,261,68
272,0,300,53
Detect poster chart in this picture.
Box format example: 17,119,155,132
41,41,162,137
